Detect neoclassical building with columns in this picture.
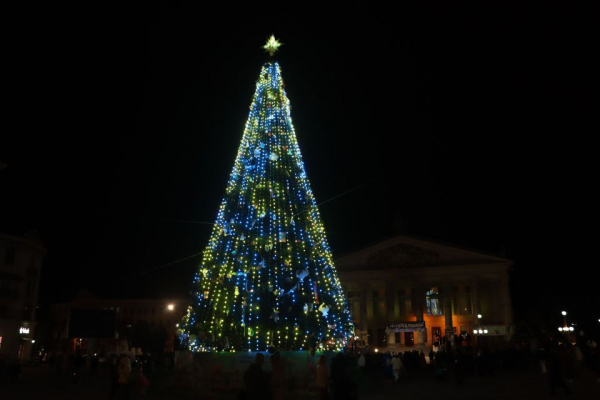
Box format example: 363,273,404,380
335,235,513,350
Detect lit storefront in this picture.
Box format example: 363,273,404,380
0,231,46,362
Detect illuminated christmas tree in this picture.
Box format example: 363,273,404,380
181,37,354,352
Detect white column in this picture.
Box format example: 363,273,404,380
359,282,368,337
500,275,513,328
414,286,426,345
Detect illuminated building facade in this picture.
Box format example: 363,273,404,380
337,235,513,350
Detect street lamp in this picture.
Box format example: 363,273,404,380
560,310,568,330
475,314,485,335
167,304,174,311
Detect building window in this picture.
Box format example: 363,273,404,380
4,248,16,264
372,289,386,319
398,288,414,318
452,286,472,315
426,287,443,316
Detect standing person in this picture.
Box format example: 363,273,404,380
243,353,271,400
73,350,84,384
269,351,287,400
392,354,403,382
308,333,317,357
91,353,99,374
165,335,175,372
573,344,583,379
383,351,393,380
546,345,572,395
536,346,547,374
330,352,356,400
357,352,365,370
132,361,150,398
117,355,131,400
108,355,119,400
419,351,426,370
8,359,21,384
316,355,329,400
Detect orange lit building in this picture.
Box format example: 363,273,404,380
336,235,513,351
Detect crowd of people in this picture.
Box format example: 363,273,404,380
3,336,599,398
240,338,600,399
41,350,152,399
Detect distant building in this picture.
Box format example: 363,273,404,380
336,235,513,351
48,290,188,356
0,231,46,362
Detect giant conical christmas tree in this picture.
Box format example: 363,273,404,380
181,37,354,352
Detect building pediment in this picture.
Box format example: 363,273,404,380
335,235,509,271
366,242,441,269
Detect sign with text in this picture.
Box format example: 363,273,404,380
386,322,426,332
482,325,510,336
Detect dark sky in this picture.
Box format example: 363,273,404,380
2,4,596,330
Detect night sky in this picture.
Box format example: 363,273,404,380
2,4,596,332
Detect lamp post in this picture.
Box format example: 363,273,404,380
558,311,575,342
474,314,487,345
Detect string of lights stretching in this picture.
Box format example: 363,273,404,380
91,166,399,226
92,169,399,286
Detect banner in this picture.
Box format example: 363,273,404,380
386,322,426,332
481,325,510,336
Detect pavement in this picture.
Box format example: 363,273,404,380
0,363,599,399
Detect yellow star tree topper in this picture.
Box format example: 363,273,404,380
263,35,282,56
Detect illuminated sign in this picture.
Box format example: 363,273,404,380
386,322,426,332
20,327,30,334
